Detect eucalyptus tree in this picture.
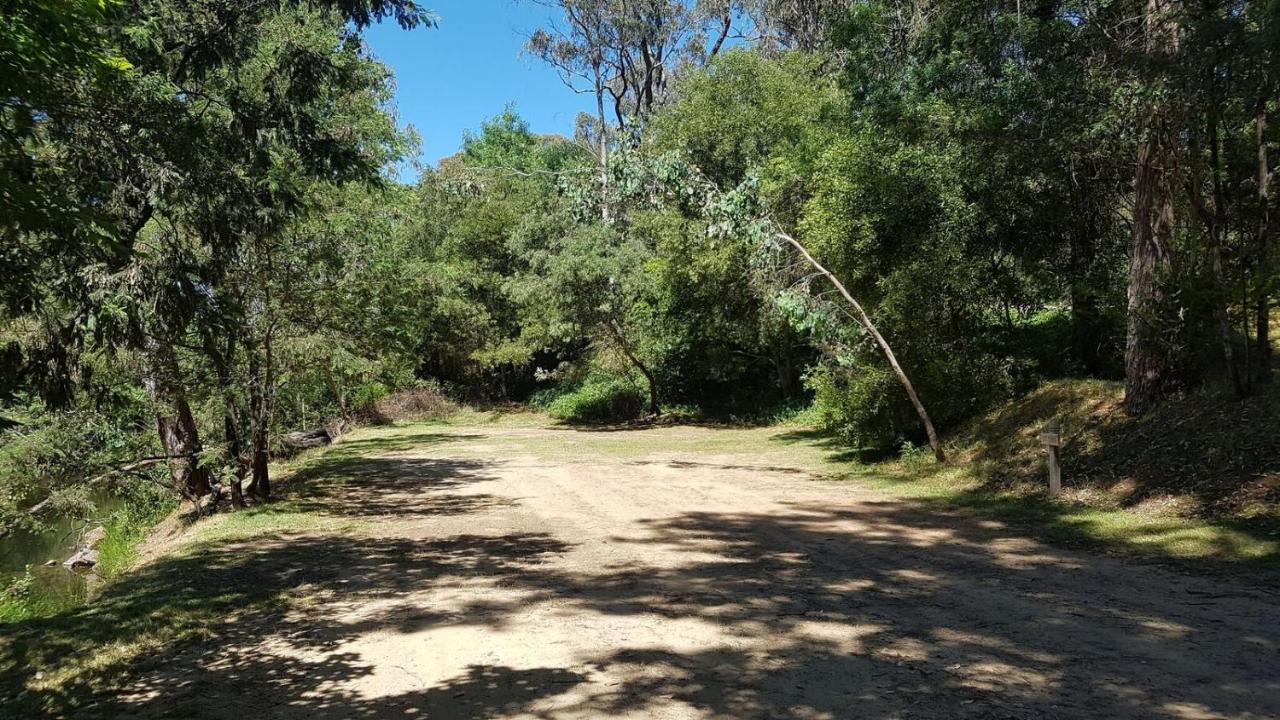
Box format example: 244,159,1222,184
525,0,746,220
5,0,431,504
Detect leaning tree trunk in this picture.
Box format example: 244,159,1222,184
607,320,661,416
145,340,212,505
776,232,945,462
1124,0,1181,416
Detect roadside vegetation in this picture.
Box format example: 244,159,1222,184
2,0,1277,642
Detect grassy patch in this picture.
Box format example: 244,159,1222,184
829,460,1280,576
0,431,404,715
770,380,1280,578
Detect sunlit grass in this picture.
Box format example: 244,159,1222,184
817,452,1280,574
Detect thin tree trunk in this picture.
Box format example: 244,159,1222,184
606,320,661,416
1193,115,1245,396
202,328,248,508
1124,0,1181,415
1257,99,1273,383
776,232,945,462
594,60,611,224
248,347,270,501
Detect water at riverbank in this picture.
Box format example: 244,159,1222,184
0,492,130,621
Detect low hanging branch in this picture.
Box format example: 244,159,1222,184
0,456,177,540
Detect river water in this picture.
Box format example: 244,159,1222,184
1,492,125,609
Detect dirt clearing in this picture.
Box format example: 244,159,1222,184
11,422,1280,719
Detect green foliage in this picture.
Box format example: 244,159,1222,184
0,394,157,530
536,374,647,424
94,483,175,579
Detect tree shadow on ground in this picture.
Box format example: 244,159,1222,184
297,431,487,463
626,458,813,476
771,426,891,463
0,530,572,718
285,456,512,519
6,427,1278,719
516,501,1278,719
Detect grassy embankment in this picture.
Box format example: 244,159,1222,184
797,380,1280,575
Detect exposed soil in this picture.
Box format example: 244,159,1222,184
72,425,1280,718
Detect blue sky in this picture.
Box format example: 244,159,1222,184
362,1,594,180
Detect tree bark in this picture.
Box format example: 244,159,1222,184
248,354,270,501
594,59,612,224
144,340,212,504
777,232,945,462
247,331,273,501
203,331,247,508
1124,0,1181,415
1257,99,1273,383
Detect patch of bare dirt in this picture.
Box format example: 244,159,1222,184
99,425,1280,719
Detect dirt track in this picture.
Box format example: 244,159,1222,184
118,424,1279,719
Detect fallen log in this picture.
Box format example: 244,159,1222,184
281,427,332,451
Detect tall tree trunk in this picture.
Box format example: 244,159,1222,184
247,326,274,501
594,60,611,224
772,326,798,398
145,340,212,506
1257,99,1273,383
777,232,945,462
204,333,247,508
1124,0,1181,415
249,350,270,501
1189,114,1245,396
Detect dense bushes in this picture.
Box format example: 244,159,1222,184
533,375,648,424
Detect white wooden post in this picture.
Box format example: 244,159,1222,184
1038,419,1063,495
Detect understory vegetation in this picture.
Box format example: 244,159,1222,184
2,0,1278,621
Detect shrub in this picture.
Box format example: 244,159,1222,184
372,383,458,422
807,351,1014,455
539,375,646,424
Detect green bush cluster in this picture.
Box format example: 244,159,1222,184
534,375,647,424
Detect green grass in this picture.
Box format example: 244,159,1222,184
828,459,1280,575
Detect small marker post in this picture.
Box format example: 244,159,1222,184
1038,419,1063,495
